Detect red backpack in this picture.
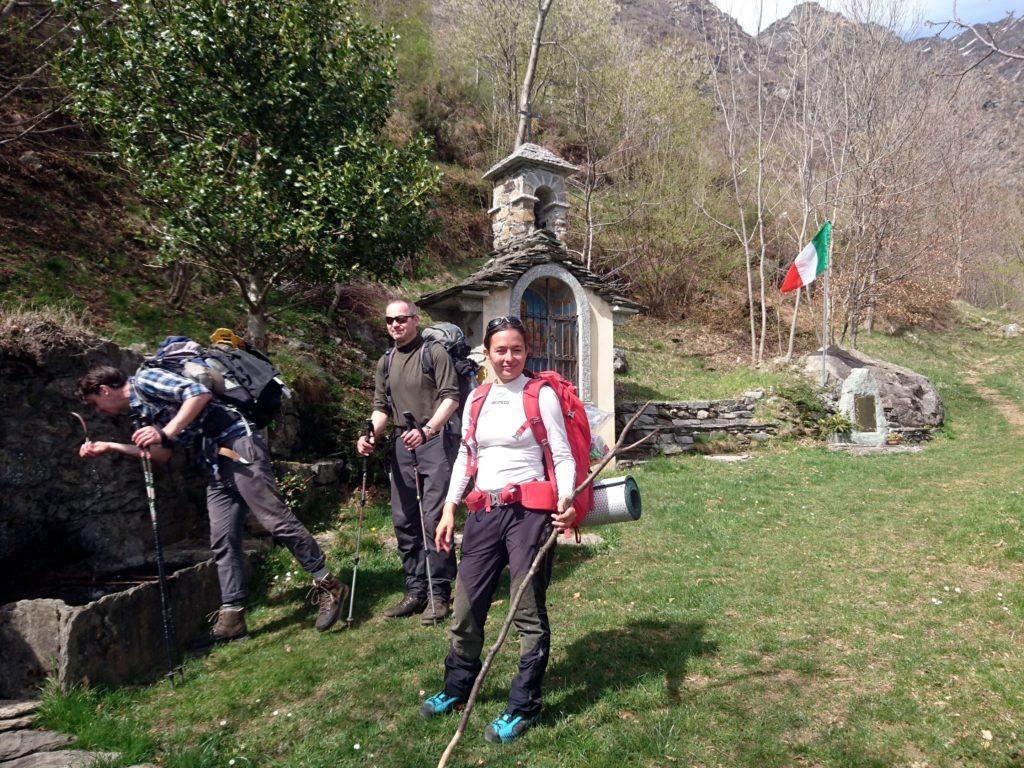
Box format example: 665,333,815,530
462,371,593,528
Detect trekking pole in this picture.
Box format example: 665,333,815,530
347,420,374,627
403,411,438,625
437,404,659,768
133,419,179,687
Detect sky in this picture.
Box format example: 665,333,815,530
709,0,1024,36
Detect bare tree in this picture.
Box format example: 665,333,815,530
700,1,795,365
817,0,950,346
950,1,1023,62
778,5,832,359
0,1,76,148
514,0,554,147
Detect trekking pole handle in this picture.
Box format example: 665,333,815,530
131,418,148,457
402,411,425,444
364,420,374,441
132,418,163,456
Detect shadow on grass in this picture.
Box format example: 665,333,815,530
546,619,718,717
246,525,604,639
251,563,408,636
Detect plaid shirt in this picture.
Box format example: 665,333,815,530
130,368,248,472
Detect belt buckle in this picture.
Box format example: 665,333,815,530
487,491,502,509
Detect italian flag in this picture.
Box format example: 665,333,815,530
780,221,831,293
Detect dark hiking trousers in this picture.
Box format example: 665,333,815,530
390,433,458,600
443,503,555,717
207,432,326,605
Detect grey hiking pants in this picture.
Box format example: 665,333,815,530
443,502,555,717
390,433,458,600
207,432,326,605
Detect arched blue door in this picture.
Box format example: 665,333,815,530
520,278,578,386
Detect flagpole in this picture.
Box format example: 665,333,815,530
820,226,832,388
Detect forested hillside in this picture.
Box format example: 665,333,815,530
3,0,1023,363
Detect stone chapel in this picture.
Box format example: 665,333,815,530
418,142,641,448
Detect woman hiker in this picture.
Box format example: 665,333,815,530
421,316,578,744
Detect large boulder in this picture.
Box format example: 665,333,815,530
803,345,943,428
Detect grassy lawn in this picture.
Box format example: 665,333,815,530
613,317,795,401
39,314,1024,767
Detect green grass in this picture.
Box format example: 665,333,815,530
38,309,1024,767
614,317,794,401
985,368,1024,407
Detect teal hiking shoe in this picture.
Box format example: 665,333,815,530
483,711,540,744
420,691,463,718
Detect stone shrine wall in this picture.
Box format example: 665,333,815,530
616,394,777,461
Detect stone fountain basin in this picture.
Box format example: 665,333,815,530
0,552,256,697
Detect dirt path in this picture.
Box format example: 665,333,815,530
964,357,1024,435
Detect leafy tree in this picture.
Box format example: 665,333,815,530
59,0,440,345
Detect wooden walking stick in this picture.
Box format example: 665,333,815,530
437,403,657,768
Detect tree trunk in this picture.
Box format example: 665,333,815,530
329,282,345,318
167,262,193,310
243,273,269,350
745,245,757,365
848,294,859,349
583,156,595,270
864,257,877,335
514,0,554,149
758,243,768,366
785,289,801,360
247,310,268,352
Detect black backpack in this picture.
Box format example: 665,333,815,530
141,336,291,429
384,323,479,436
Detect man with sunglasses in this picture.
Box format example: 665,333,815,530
356,299,461,624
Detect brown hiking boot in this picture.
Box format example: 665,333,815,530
210,607,248,642
310,574,348,632
382,593,428,618
420,597,450,626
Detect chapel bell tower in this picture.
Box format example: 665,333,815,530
483,142,578,250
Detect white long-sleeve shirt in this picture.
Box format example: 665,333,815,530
445,374,576,504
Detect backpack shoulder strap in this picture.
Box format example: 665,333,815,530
520,378,557,485
463,382,492,479
383,347,397,414
420,339,436,380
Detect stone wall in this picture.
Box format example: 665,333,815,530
616,394,778,461
0,556,258,696
0,318,206,586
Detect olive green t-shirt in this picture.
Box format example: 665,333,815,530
373,334,459,427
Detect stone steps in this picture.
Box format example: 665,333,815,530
0,699,120,768
1,749,119,767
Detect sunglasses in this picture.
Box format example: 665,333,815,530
486,316,526,331
385,315,416,325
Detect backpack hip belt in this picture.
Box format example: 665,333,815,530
464,480,557,513
462,372,592,529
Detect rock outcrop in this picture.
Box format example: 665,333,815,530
803,345,943,430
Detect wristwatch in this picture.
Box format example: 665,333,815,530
423,424,436,437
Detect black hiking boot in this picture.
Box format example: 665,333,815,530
310,573,348,632
420,597,450,625
210,606,248,642
382,593,428,618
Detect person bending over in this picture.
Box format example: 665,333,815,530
76,364,346,641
